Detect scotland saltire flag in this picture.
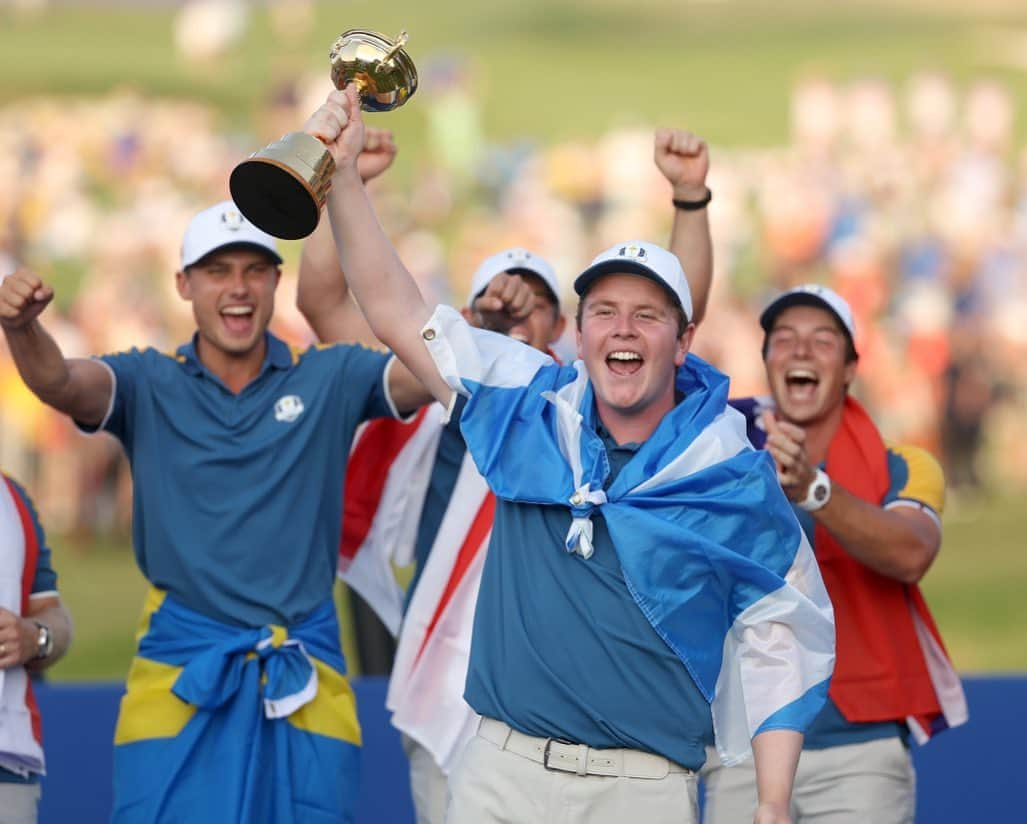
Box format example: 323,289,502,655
421,305,836,765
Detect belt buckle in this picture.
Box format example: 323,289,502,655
542,737,575,772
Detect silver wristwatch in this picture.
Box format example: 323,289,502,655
797,468,832,512
32,621,53,661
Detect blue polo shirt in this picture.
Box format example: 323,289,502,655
0,477,57,786
731,396,944,750
464,424,713,770
87,333,397,628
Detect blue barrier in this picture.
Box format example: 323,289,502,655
34,676,1022,823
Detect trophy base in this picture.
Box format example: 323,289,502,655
229,132,336,240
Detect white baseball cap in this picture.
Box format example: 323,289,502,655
574,240,693,321
180,200,283,270
467,248,561,308
759,284,857,352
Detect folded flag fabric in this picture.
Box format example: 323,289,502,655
112,592,361,823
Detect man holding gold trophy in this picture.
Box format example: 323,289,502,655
296,64,837,822
296,123,720,824
0,30,539,824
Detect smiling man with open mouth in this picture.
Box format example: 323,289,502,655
706,285,967,824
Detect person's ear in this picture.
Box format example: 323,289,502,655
175,269,192,301
674,323,696,366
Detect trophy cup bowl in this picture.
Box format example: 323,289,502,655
229,29,417,240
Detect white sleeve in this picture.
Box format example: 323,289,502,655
419,304,553,395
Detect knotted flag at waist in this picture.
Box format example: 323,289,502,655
112,592,361,822
422,305,836,765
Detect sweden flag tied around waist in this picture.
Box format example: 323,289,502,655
422,305,836,765
112,591,361,823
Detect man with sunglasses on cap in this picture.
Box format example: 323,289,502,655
302,84,836,824
0,187,531,821
702,285,968,824
298,122,717,824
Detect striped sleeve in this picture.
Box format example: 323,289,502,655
5,476,58,596
884,444,946,520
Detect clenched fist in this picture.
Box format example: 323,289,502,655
470,273,535,334
0,269,54,330
654,128,710,201
304,86,365,174
358,127,398,183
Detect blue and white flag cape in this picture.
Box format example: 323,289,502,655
422,305,836,765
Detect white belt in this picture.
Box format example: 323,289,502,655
477,717,693,780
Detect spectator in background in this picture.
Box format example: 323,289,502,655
0,471,72,824
1,68,1026,559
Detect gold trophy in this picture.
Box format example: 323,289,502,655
230,29,418,240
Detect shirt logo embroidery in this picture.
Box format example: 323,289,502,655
274,395,305,423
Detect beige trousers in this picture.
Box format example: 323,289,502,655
0,783,40,824
702,737,916,824
447,719,698,824
402,734,451,824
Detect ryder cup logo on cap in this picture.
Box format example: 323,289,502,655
180,200,284,270
759,284,857,348
467,247,561,308
573,240,693,321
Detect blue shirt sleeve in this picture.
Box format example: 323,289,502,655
75,348,147,442
5,477,57,595
883,443,945,518
331,343,398,423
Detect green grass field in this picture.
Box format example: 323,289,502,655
46,491,1027,682
2,1,1027,149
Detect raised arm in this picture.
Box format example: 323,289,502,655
654,128,713,325
297,216,374,344
0,269,112,427
305,88,532,407
297,127,398,344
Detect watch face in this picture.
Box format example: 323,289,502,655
814,483,829,503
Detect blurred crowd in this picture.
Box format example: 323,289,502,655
1,64,1025,540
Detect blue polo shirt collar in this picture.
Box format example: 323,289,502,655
176,332,294,379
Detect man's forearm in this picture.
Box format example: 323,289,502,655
297,216,372,343
326,170,430,334
3,321,111,425
813,483,940,584
5,321,76,407
752,728,801,812
324,169,452,403
668,183,713,325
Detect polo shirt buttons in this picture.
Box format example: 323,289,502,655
422,328,437,341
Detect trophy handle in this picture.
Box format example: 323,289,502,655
379,30,409,69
